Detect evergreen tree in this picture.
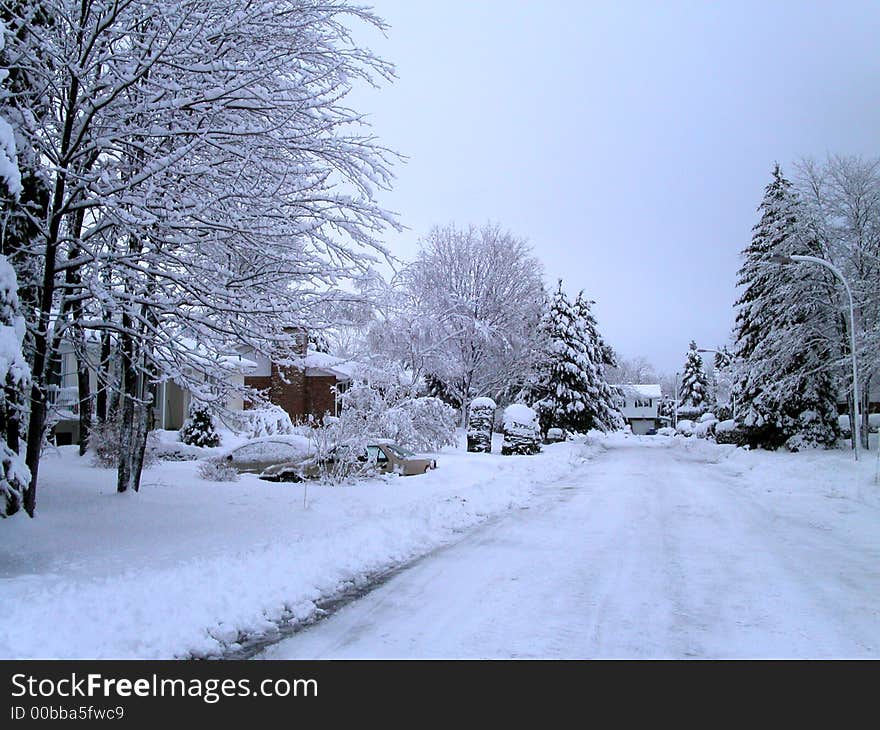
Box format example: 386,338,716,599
679,341,710,410
0,16,31,517
180,404,221,448
572,291,624,433
530,282,622,434
732,165,839,449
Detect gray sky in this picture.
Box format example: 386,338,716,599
351,0,880,374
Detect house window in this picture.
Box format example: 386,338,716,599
634,398,653,408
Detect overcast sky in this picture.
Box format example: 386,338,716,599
350,1,880,374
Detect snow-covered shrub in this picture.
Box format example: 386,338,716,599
337,379,456,453
657,426,676,437
90,419,159,469
784,410,837,452
236,406,294,439
714,419,748,446
304,419,371,486
501,404,541,455
675,419,695,437
467,397,496,453
693,419,717,439
198,458,240,482
180,404,220,448
698,412,717,423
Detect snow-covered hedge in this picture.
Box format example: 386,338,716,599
714,419,748,446
501,404,541,456
467,397,496,453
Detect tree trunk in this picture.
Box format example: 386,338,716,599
861,375,871,450
76,348,92,456
96,328,111,423
116,326,137,493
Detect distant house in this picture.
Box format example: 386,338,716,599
49,339,256,445
49,329,358,445
612,383,663,435
242,331,358,423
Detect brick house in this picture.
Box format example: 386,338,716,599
242,331,357,423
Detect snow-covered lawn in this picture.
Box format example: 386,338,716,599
2,432,878,659
0,434,589,658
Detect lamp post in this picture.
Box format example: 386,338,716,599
696,347,735,420
769,254,861,461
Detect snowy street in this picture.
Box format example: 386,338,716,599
263,438,880,659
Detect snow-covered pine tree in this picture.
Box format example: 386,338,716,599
572,291,624,433
0,31,31,516
0,255,29,517
732,165,839,450
679,341,710,411
530,282,584,434
180,404,220,449
531,282,622,434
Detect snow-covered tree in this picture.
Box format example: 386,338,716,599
605,355,659,385
335,374,457,453
376,223,546,425
572,291,624,433
678,341,710,410
0,18,30,517
528,282,622,435
180,404,220,449
1,0,400,512
797,155,880,449
732,165,839,450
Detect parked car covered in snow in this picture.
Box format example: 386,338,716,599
260,440,437,482
219,436,312,474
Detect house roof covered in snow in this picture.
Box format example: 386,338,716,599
611,383,663,399
300,350,361,381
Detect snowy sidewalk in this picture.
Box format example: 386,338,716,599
0,437,591,658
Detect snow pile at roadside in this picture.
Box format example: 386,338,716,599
0,439,585,658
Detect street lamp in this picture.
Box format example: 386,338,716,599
696,347,735,420
769,254,861,460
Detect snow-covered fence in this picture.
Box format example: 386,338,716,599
501,404,541,456
467,397,496,453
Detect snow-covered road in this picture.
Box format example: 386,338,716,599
262,439,880,658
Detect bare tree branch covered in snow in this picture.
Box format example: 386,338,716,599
372,223,546,424
0,0,401,512
796,155,880,449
